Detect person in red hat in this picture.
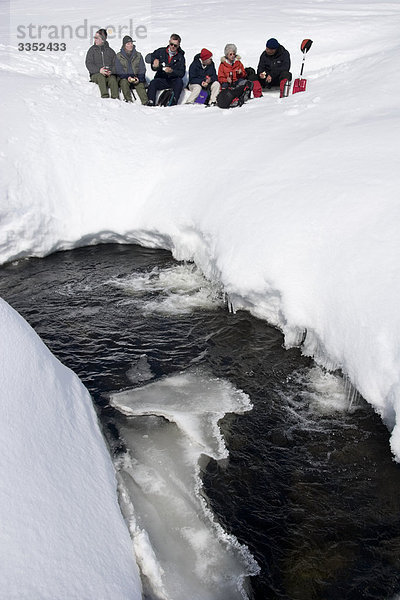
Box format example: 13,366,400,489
186,48,220,105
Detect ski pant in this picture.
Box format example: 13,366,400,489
90,73,119,98
186,81,220,104
119,79,148,104
147,77,183,105
260,70,292,88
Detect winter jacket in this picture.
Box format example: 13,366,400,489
115,46,146,82
257,45,291,79
150,46,186,80
188,54,218,85
85,41,116,75
218,56,247,84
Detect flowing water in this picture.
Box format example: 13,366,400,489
1,244,400,600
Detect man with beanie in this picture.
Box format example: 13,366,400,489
186,48,220,105
257,38,291,88
115,36,148,104
147,34,186,106
85,29,119,99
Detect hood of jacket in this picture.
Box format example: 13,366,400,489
119,46,137,59
92,40,110,51
220,55,242,64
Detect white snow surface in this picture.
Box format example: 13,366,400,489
0,299,142,599
0,0,400,564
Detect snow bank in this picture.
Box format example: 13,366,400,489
0,298,141,599
1,0,400,459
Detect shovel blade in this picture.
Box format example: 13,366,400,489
292,78,307,94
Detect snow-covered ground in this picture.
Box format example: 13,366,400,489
0,298,142,599
1,0,400,595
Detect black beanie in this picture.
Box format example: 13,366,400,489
266,38,279,49
123,35,133,46
97,29,107,42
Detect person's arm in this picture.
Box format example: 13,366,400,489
85,47,99,75
236,61,246,79
257,53,270,84
115,56,127,78
136,53,146,82
105,48,116,75
218,62,228,84
257,53,268,76
209,64,218,84
281,49,291,73
151,48,163,71
188,60,202,85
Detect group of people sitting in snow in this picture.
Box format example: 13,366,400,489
85,30,292,106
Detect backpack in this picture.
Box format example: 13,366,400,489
244,66,257,81
216,81,252,109
252,80,263,98
157,88,175,106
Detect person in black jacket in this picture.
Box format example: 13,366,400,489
85,29,119,99
147,34,186,106
186,48,220,105
257,38,291,88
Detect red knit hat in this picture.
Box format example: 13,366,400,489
200,48,212,61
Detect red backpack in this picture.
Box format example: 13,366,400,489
252,80,263,98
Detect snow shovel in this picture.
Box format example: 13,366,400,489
292,39,313,94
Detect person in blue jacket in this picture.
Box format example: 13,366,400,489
147,34,186,106
186,48,220,105
115,36,148,104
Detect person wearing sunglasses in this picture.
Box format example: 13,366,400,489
146,34,186,106
217,44,247,89
85,28,119,99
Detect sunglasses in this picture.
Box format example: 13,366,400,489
169,42,179,48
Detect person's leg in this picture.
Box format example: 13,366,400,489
271,71,292,86
186,84,202,104
209,81,220,103
147,78,168,104
134,82,148,104
170,78,183,105
91,73,109,98
107,75,119,99
279,70,292,82
119,78,132,102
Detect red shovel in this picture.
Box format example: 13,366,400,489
293,39,313,94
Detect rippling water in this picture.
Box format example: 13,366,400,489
1,244,400,600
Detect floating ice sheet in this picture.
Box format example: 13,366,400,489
111,370,259,600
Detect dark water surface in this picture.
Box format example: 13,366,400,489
1,244,400,600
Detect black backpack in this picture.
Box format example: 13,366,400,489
216,81,253,109
244,67,257,81
157,88,175,106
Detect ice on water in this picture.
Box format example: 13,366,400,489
111,370,258,600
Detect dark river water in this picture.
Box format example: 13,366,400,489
1,243,400,600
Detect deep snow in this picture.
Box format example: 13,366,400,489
1,0,400,595
0,298,142,599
